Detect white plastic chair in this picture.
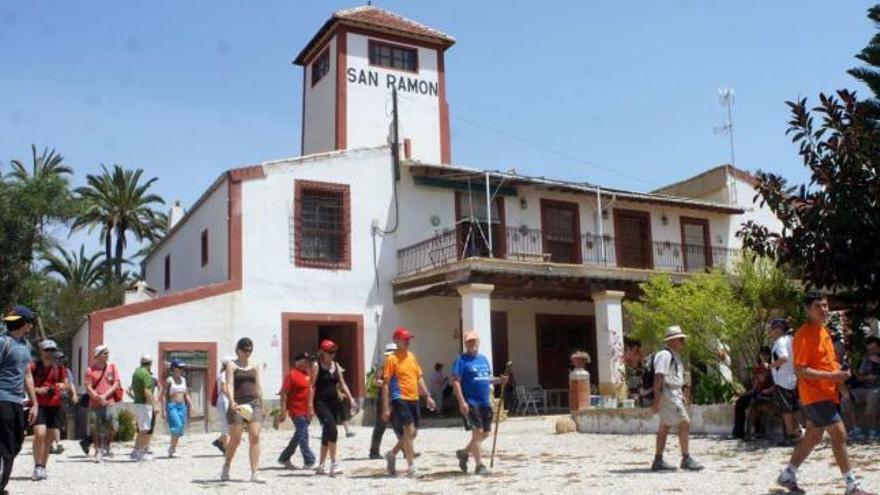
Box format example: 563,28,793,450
515,385,540,416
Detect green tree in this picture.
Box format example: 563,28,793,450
40,245,108,290
849,4,880,114
72,164,166,277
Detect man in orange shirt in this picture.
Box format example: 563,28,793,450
777,293,873,495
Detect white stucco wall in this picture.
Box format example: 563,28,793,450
302,37,337,155
726,177,784,249
144,179,229,295
72,320,89,389
345,33,442,164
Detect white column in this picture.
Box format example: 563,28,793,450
592,290,626,398
457,283,495,366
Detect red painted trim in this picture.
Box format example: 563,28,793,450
158,341,217,421
87,167,265,365
367,39,419,74
293,180,352,270
540,198,582,264
437,50,451,164
280,312,365,398
335,28,348,150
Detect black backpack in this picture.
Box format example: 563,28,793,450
639,348,676,401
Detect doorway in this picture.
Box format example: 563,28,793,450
680,217,712,272
157,342,217,431
540,199,581,264
535,315,597,390
614,209,653,269
282,313,364,398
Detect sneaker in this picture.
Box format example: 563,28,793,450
31,467,40,481
369,451,382,460
212,439,225,454
845,486,875,495
220,464,231,482
278,458,295,470
681,456,704,471
51,445,64,454
406,465,421,478
168,447,178,458
250,472,266,484
129,449,141,460
474,464,491,476
79,438,90,455
140,452,153,462
777,471,805,495
456,449,468,473
330,463,343,476
651,457,677,472
304,462,316,470
315,464,326,475
385,451,397,475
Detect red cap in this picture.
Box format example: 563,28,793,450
319,339,338,352
392,327,414,341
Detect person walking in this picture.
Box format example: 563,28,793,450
212,355,235,454
368,342,398,459
429,362,448,416
382,327,435,478
30,339,71,480
221,338,265,483
0,306,39,493
650,326,703,472
452,331,506,475
310,339,355,476
50,352,73,455
163,360,192,458
129,354,159,461
769,318,802,444
277,352,316,469
85,344,122,463
776,293,874,495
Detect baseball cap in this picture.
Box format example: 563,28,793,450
392,327,414,341
383,342,397,354
39,339,58,351
3,305,35,323
463,331,479,342
93,345,109,357
768,318,789,331
319,339,338,352
293,351,310,362
170,359,185,369
140,354,153,364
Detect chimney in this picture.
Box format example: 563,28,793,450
168,200,184,231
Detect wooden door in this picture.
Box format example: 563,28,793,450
319,324,357,395
680,217,712,272
535,315,597,390
289,322,319,367
614,209,653,269
491,312,509,374
540,199,581,264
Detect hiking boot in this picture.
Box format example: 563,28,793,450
456,449,468,473
681,456,704,471
369,450,382,460
651,457,677,472
385,451,397,475
474,464,491,476
777,471,805,494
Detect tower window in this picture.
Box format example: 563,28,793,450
311,49,330,86
200,229,209,267
164,254,171,291
369,40,418,72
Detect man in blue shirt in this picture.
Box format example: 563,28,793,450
452,331,506,475
0,305,39,492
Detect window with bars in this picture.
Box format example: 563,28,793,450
295,181,351,269
200,229,209,267
164,254,171,290
311,49,330,86
368,40,418,72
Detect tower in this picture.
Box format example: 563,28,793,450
294,6,455,164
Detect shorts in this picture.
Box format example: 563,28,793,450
802,400,842,428
133,404,153,432
226,400,263,426
166,402,188,436
391,399,420,436
0,401,25,459
88,406,117,435
659,391,689,427
36,406,63,429
773,387,799,413
463,405,493,433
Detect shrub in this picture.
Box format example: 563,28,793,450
114,408,136,442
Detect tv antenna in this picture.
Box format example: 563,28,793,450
714,88,736,166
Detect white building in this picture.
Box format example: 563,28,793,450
73,6,772,421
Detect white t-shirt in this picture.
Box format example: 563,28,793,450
653,349,683,388
216,370,228,411
771,334,797,390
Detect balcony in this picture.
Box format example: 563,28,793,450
397,226,738,277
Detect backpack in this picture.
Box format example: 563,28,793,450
639,348,676,402
210,380,219,407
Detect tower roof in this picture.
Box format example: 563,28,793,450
294,6,456,65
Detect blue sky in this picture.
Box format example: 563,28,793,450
0,1,874,253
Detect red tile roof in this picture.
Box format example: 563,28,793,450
294,6,455,65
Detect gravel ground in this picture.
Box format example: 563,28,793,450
9,416,880,494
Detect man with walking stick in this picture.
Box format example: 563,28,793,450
452,331,507,475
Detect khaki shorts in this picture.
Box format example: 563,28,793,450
226,400,263,426
659,391,689,427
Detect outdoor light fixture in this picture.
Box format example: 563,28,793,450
430,214,441,227
601,210,609,220
661,213,669,225
520,197,527,209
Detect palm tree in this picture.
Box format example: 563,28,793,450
40,245,107,289
72,164,166,277
8,145,73,182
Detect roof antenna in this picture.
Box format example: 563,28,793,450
714,88,736,166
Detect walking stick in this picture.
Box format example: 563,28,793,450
489,361,513,468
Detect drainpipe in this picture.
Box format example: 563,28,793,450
485,171,493,257
597,186,605,262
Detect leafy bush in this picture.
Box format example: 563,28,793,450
692,370,740,405
114,408,136,442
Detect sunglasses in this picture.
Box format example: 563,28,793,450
239,348,253,354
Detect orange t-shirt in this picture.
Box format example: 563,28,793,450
792,323,839,405
383,350,422,401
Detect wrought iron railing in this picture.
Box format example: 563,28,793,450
396,226,739,276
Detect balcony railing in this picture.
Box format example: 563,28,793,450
397,226,739,276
